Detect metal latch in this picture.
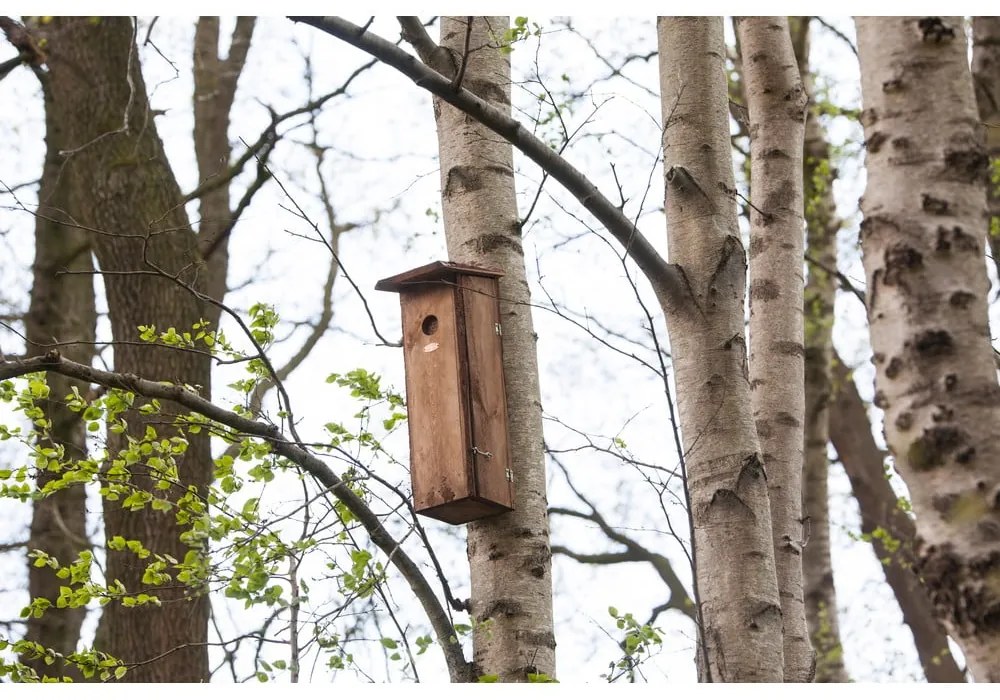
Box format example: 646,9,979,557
505,468,514,483
471,446,493,459
495,322,502,336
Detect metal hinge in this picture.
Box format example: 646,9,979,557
495,322,502,336
505,468,514,483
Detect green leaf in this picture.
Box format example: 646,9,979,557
527,672,557,683
380,637,398,650
478,674,499,683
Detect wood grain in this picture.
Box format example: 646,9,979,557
400,286,473,512
460,275,514,511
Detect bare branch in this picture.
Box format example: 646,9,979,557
812,17,858,58
549,506,694,621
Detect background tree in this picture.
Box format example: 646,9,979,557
790,15,850,682
20,53,97,680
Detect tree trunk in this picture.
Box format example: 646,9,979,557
828,355,966,682
193,16,255,307
21,68,97,681
431,16,555,682
855,16,1000,682
43,17,212,681
658,17,784,682
735,16,812,682
971,18,1000,281
789,15,850,683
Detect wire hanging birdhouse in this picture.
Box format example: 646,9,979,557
376,261,514,525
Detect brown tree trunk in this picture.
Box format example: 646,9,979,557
21,67,97,681
430,16,555,681
828,356,966,682
855,16,1000,681
789,15,850,683
42,17,212,681
658,17,784,682
735,16,812,682
193,16,255,307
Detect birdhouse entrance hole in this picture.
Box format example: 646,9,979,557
421,315,439,335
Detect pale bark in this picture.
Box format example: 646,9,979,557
43,17,212,681
829,356,966,682
789,16,850,683
21,65,97,680
736,17,811,682
971,18,1000,280
855,16,1000,681
430,17,555,681
658,17,783,682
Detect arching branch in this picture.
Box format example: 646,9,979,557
288,16,688,313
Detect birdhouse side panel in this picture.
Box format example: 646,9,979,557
459,275,514,511
399,288,474,512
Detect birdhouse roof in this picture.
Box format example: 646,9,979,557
375,260,504,293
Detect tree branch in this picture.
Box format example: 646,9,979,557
549,505,695,621
0,350,471,682
289,16,686,313
396,16,445,68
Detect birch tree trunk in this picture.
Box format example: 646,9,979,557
658,17,784,682
430,16,555,681
44,17,213,681
789,15,850,683
855,16,1000,682
735,17,812,682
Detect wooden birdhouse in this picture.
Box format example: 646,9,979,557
376,261,514,525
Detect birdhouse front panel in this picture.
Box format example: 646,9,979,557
399,284,474,515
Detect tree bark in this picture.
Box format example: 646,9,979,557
193,16,255,306
789,15,850,683
828,356,966,682
430,16,555,682
658,17,783,682
21,65,97,681
855,16,1000,681
735,16,812,682
43,17,212,681
971,18,1000,282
